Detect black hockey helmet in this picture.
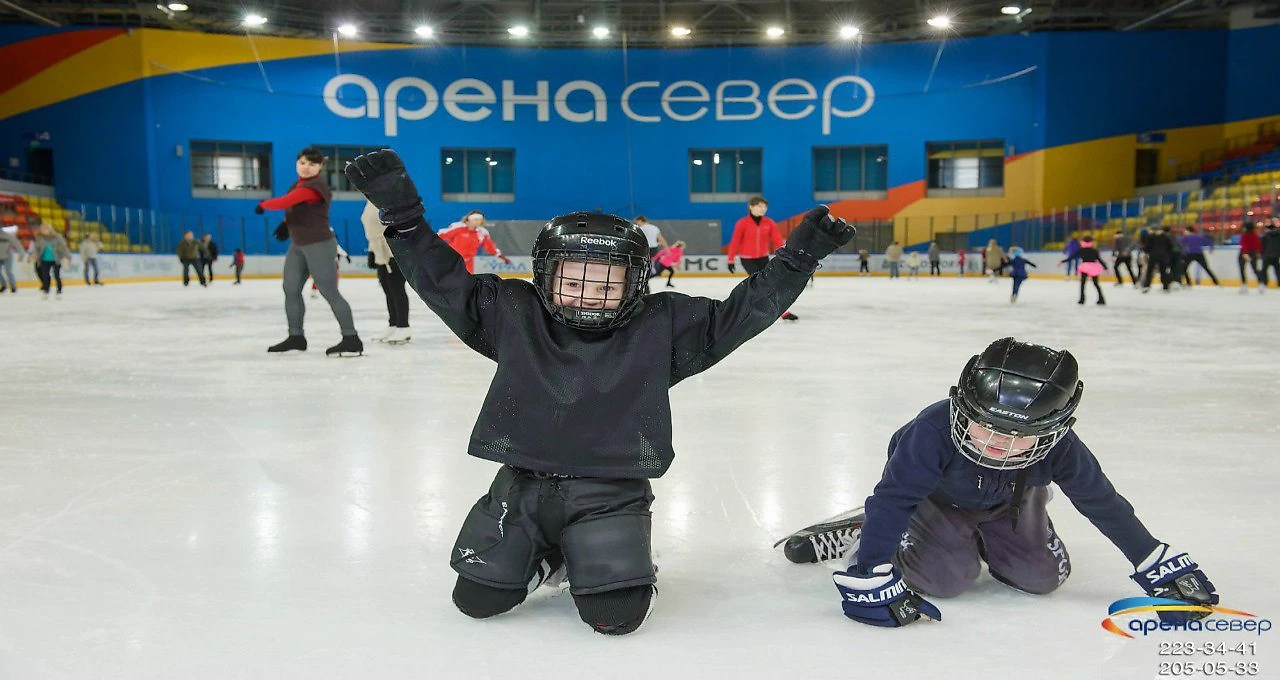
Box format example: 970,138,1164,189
949,337,1084,470
532,212,650,331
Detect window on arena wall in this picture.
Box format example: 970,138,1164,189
189,141,272,199
689,149,763,202
813,145,888,201
925,140,1005,198
441,149,515,203
312,145,387,200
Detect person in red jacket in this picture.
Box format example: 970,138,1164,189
727,196,798,320
439,210,512,274
1239,222,1264,294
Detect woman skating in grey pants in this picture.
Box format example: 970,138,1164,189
256,148,362,356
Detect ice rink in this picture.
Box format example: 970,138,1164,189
3,272,1278,679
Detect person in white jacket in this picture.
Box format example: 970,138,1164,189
362,201,411,344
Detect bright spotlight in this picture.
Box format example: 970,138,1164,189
414,25,434,38
592,26,610,38
337,24,358,37
243,13,268,27
838,25,860,39
1001,6,1022,15
765,26,785,39
671,26,691,37
927,15,952,29
508,25,530,37
167,2,189,10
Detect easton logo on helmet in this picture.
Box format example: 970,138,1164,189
988,407,1030,420
580,236,617,247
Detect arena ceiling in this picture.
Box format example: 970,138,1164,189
0,0,1273,47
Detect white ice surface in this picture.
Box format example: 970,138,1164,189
2,274,1278,679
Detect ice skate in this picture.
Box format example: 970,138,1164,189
374,326,397,343
326,334,364,357
774,507,865,564
386,327,412,345
267,335,307,353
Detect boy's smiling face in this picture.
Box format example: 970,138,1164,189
296,157,323,179
552,260,628,310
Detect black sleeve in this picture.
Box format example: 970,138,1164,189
1025,259,1037,268
386,222,501,360
1050,433,1161,566
665,257,813,383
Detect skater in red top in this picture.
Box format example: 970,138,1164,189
439,210,512,274
726,196,797,320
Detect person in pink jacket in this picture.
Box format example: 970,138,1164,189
651,241,685,287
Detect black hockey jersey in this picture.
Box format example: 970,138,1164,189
387,221,815,478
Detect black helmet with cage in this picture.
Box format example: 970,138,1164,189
949,337,1083,470
531,212,651,331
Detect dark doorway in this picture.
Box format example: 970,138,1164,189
27,148,54,185
1135,148,1159,187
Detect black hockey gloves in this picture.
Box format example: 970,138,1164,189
727,261,737,274
1131,543,1218,623
273,222,289,242
775,205,854,272
344,150,425,237
833,563,941,628
254,204,265,215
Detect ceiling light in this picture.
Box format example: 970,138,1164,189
592,26,610,38
1001,5,1022,15
671,26,691,37
337,24,358,37
765,26,785,39
927,15,952,29
508,25,530,37
243,13,267,27
166,2,189,10
838,25,860,39
414,25,434,38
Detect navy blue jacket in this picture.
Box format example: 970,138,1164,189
857,400,1160,569
995,256,1036,278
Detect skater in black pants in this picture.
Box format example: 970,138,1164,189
28,222,70,298
362,200,411,343
1063,235,1107,305
1257,220,1280,288
201,234,218,283
858,249,870,275
345,149,852,636
1177,226,1219,286
1111,230,1137,286
1140,227,1174,293
927,241,941,276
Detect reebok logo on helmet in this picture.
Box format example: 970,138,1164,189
580,236,617,247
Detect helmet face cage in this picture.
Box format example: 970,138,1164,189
532,249,649,330
948,395,1073,470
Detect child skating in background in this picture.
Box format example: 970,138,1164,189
1062,234,1108,305
957,249,967,277
651,240,685,287
776,338,1219,629
905,251,921,279
994,246,1037,303
230,248,245,284
345,149,853,636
